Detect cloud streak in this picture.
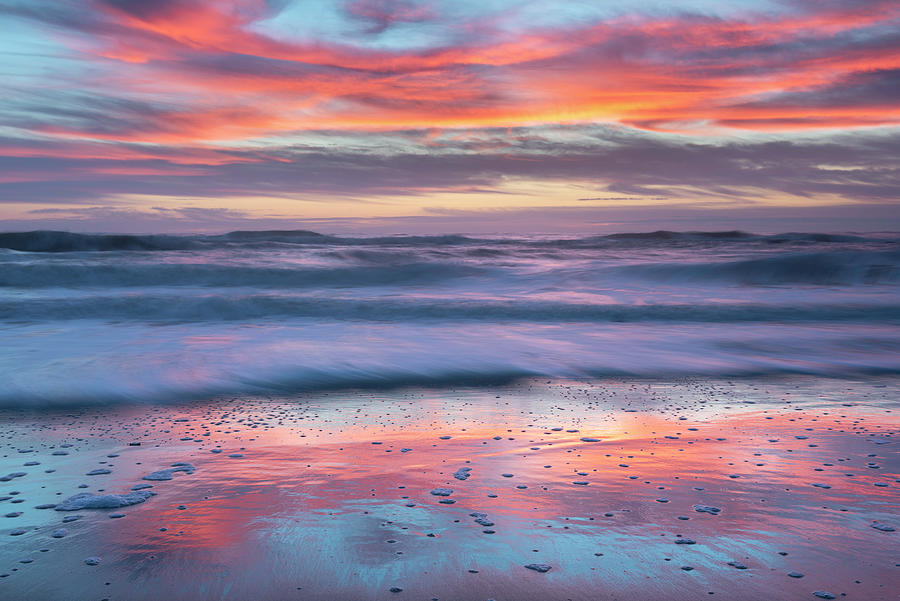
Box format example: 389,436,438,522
4,0,899,138
0,0,898,231
1,127,897,204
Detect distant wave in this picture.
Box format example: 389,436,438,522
1,229,895,252
0,229,478,252
603,230,870,244
2,296,897,323
605,230,754,240
2,250,897,288
0,231,197,252
220,229,325,240
0,262,486,288
613,250,900,285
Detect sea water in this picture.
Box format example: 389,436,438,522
1,229,898,405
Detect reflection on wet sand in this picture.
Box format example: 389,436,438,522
0,378,896,600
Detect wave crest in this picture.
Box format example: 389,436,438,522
616,250,900,285
1,229,895,252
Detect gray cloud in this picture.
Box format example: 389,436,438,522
1,127,898,206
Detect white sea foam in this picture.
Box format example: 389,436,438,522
55,491,155,510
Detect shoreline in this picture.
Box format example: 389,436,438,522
4,372,900,411
1,377,897,600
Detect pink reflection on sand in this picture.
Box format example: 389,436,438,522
2,379,895,600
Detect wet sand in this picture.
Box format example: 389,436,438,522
0,377,897,601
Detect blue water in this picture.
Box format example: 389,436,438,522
1,230,898,405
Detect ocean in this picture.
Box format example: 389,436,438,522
1,229,899,406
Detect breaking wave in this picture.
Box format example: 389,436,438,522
2,296,897,323
614,250,900,285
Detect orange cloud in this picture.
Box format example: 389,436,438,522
9,0,900,148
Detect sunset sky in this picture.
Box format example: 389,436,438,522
0,0,898,233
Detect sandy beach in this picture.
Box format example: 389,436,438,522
1,377,896,601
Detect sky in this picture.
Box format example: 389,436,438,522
0,0,898,234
